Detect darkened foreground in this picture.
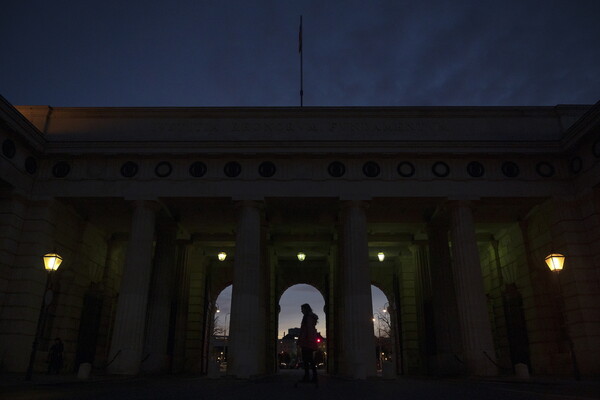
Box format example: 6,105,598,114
1,370,598,400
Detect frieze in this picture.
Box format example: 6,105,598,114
147,119,448,136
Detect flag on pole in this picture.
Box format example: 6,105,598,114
299,16,303,53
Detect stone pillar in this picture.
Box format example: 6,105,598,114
427,217,464,375
170,239,191,373
142,218,178,373
94,235,126,368
448,201,497,376
411,242,431,374
340,200,376,379
108,200,159,375
228,201,265,378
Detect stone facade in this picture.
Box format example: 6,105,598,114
1,94,599,378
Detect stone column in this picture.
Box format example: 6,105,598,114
108,200,160,375
95,235,126,368
448,201,497,376
340,200,376,379
228,201,265,378
411,242,431,374
142,218,178,373
427,217,464,374
170,239,191,373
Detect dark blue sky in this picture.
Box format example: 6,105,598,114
1,0,599,107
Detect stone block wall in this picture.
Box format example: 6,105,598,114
0,197,115,373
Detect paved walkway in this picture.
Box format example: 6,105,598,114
1,370,598,400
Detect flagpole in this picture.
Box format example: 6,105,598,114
299,15,303,107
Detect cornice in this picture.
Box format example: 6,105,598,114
0,96,46,153
560,100,600,150
17,104,589,120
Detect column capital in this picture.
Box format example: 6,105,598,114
129,199,162,212
409,241,428,254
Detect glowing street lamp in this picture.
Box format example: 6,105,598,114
218,252,227,261
545,253,565,272
25,252,63,380
297,252,306,261
43,253,63,271
377,252,385,262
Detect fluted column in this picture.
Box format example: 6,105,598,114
449,201,497,376
142,218,178,373
170,239,191,373
427,217,464,374
340,200,376,379
108,200,160,375
411,242,431,374
228,201,265,378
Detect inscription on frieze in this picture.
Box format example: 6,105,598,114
148,119,447,136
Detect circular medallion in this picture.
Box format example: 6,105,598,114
2,139,16,159
362,161,380,178
328,161,346,178
155,161,172,178
569,157,582,174
258,161,276,178
52,161,71,178
467,161,485,178
432,161,450,177
25,156,37,175
397,162,415,177
120,161,138,178
224,161,242,178
501,161,520,178
536,161,555,178
189,161,207,177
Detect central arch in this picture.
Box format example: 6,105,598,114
277,284,327,373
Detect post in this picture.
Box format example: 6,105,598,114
25,272,52,380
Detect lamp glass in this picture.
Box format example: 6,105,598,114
297,252,306,261
218,252,227,261
43,253,63,272
377,252,385,262
545,253,565,272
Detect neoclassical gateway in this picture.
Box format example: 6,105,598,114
1,94,599,379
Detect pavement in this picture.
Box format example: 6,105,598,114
0,369,598,400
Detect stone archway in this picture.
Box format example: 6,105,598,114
277,284,327,372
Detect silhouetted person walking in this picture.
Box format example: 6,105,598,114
47,338,63,374
298,303,318,383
